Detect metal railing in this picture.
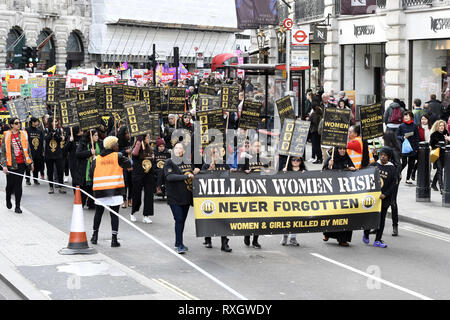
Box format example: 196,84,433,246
295,0,325,22
402,0,433,8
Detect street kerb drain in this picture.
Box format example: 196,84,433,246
59,186,96,255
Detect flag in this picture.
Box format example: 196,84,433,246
47,65,56,75
119,61,128,71
5,72,10,82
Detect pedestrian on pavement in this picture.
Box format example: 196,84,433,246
426,94,443,125
76,129,103,209
410,114,432,182
363,147,397,248
90,136,131,248
397,111,420,185
25,117,44,186
117,126,133,208
309,104,323,164
281,156,307,247
382,130,402,236
322,147,355,246
384,101,405,135
412,99,425,126
130,134,155,224
0,117,33,214
164,142,200,254
44,118,66,194
201,146,232,252
430,120,450,193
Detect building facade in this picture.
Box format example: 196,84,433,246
0,0,91,73
254,0,450,112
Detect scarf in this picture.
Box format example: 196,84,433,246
404,119,414,125
85,142,101,183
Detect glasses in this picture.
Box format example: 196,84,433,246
291,159,301,162
13,122,20,125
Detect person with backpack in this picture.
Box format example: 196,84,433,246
384,101,405,135
412,99,425,126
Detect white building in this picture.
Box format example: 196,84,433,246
256,0,450,113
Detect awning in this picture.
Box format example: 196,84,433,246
89,24,237,63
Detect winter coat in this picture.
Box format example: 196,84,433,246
397,122,420,156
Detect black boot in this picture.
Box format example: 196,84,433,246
6,195,12,210
90,231,98,245
252,236,261,249
392,225,398,237
244,236,250,246
221,237,232,252
111,234,121,247
203,237,212,248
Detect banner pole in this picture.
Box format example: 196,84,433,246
90,129,94,147
284,155,290,171
331,148,335,170
226,111,230,130
53,105,56,129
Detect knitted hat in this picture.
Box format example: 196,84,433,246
156,137,165,147
379,147,393,160
103,136,119,150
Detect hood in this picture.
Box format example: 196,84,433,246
389,102,400,109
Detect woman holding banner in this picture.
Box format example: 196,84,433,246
322,147,356,246
280,156,307,247
76,129,103,209
130,134,155,224
118,126,134,208
44,118,66,194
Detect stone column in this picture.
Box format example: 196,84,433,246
323,0,340,94
384,0,406,109
55,40,67,74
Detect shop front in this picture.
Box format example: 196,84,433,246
338,15,387,108
406,10,450,110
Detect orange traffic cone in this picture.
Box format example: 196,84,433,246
59,187,96,255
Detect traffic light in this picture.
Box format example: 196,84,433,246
31,47,39,63
21,46,32,66
173,46,179,68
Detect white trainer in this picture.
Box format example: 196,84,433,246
143,216,152,224
130,214,137,222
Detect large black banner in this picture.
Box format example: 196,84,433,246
76,98,100,131
239,100,262,130
194,168,381,237
221,85,240,113
321,108,352,148
124,101,152,137
235,0,278,29
339,0,377,15
168,87,186,114
360,104,383,140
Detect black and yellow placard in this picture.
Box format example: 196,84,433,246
46,78,66,106
321,108,352,148
221,85,240,112
104,84,124,112
199,95,220,111
149,114,160,142
6,98,28,122
94,83,106,116
289,119,311,157
360,103,383,140
76,98,100,131
276,96,295,127
193,168,381,237
168,87,186,114
65,88,79,99
124,101,152,137
278,119,296,156
141,87,162,114
239,100,262,130
77,88,96,101
59,99,79,128
123,85,140,104
197,109,225,147
198,85,216,96
27,98,47,119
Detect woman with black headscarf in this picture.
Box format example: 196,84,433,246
117,126,134,208
322,147,356,246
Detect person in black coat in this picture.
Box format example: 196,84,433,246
164,142,200,254
363,147,397,248
44,118,66,194
430,120,450,193
25,117,44,185
322,147,356,246
117,126,134,208
154,138,171,196
130,134,156,224
397,111,420,184
65,126,83,188
76,129,103,209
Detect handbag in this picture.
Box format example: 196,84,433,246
402,139,413,154
430,147,440,163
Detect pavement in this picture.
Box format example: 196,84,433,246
0,144,449,300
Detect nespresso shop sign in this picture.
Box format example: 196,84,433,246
338,16,386,44
431,17,450,32
405,11,450,39
354,25,375,37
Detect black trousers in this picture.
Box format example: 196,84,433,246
132,174,155,216
93,205,120,235
432,159,444,190
244,235,259,244
26,157,44,182
390,182,400,227
401,155,416,181
5,164,26,208
80,185,95,208
45,158,64,188
365,206,388,242
310,131,322,161
156,168,165,188
169,204,190,247
123,169,133,201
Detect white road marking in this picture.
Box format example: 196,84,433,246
311,253,433,300
152,278,199,300
399,225,450,243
